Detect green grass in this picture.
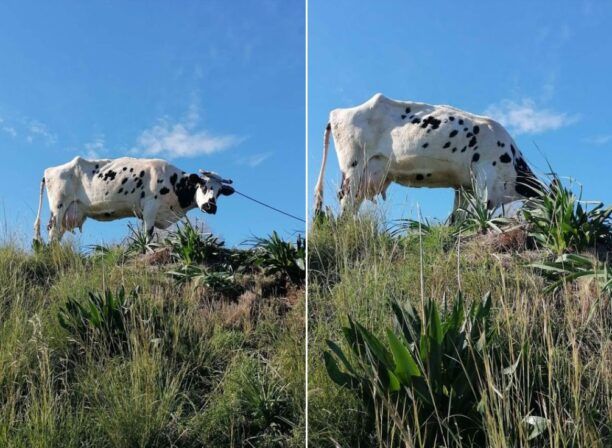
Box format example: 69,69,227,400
308,212,611,447
0,231,305,447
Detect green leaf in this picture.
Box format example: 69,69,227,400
387,329,421,384
326,340,357,376
324,352,356,389
355,321,395,371
387,369,400,392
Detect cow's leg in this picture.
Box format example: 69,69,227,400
141,200,160,240
47,211,65,241
450,189,468,224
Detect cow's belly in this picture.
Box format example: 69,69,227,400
389,155,469,189
155,207,186,228
86,201,140,221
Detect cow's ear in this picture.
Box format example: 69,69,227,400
188,173,202,185
220,185,235,196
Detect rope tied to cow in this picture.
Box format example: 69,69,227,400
234,190,305,223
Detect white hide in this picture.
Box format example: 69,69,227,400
34,156,232,241
315,93,538,214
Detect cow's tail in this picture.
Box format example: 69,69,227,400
34,176,45,242
314,122,331,215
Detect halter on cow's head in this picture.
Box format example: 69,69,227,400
192,170,235,214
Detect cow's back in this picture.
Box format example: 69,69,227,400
330,94,523,188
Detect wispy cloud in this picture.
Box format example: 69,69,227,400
83,135,107,159
584,134,612,146
484,99,578,135
237,151,273,167
2,125,17,138
27,120,57,145
0,114,56,145
132,103,244,159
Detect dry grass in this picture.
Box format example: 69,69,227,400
308,213,611,447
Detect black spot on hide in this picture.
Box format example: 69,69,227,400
173,175,198,208
103,170,117,181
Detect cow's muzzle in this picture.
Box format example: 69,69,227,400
201,202,217,214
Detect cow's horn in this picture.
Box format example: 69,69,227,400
199,169,231,184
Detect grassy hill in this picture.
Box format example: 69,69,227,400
308,180,611,447
0,222,305,447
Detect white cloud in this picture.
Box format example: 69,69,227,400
484,99,578,135
584,134,612,146
83,135,107,159
132,103,243,159
0,113,57,145
2,126,17,137
27,120,57,145
237,151,273,167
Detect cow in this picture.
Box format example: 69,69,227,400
33,156,235,242
314,93,540,216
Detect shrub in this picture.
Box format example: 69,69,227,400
455,182,514,235
249,232,305,284
124,223,160,255
522,175,612,255
165,218,224,265
324,292,494,446
58,286,137,355
166,264,243,296
530,253,611,293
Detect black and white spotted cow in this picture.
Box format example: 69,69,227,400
314,93,540,215
33,156,235,242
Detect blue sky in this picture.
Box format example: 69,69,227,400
0,0,304,248
309,1,612,222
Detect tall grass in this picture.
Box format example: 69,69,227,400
308,211,611,447
0,232,305,447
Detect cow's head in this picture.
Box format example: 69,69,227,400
191,170,235,214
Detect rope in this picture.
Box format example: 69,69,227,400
234,190,305,223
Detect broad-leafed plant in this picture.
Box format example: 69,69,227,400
324,292,494,446
522,174,611,255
